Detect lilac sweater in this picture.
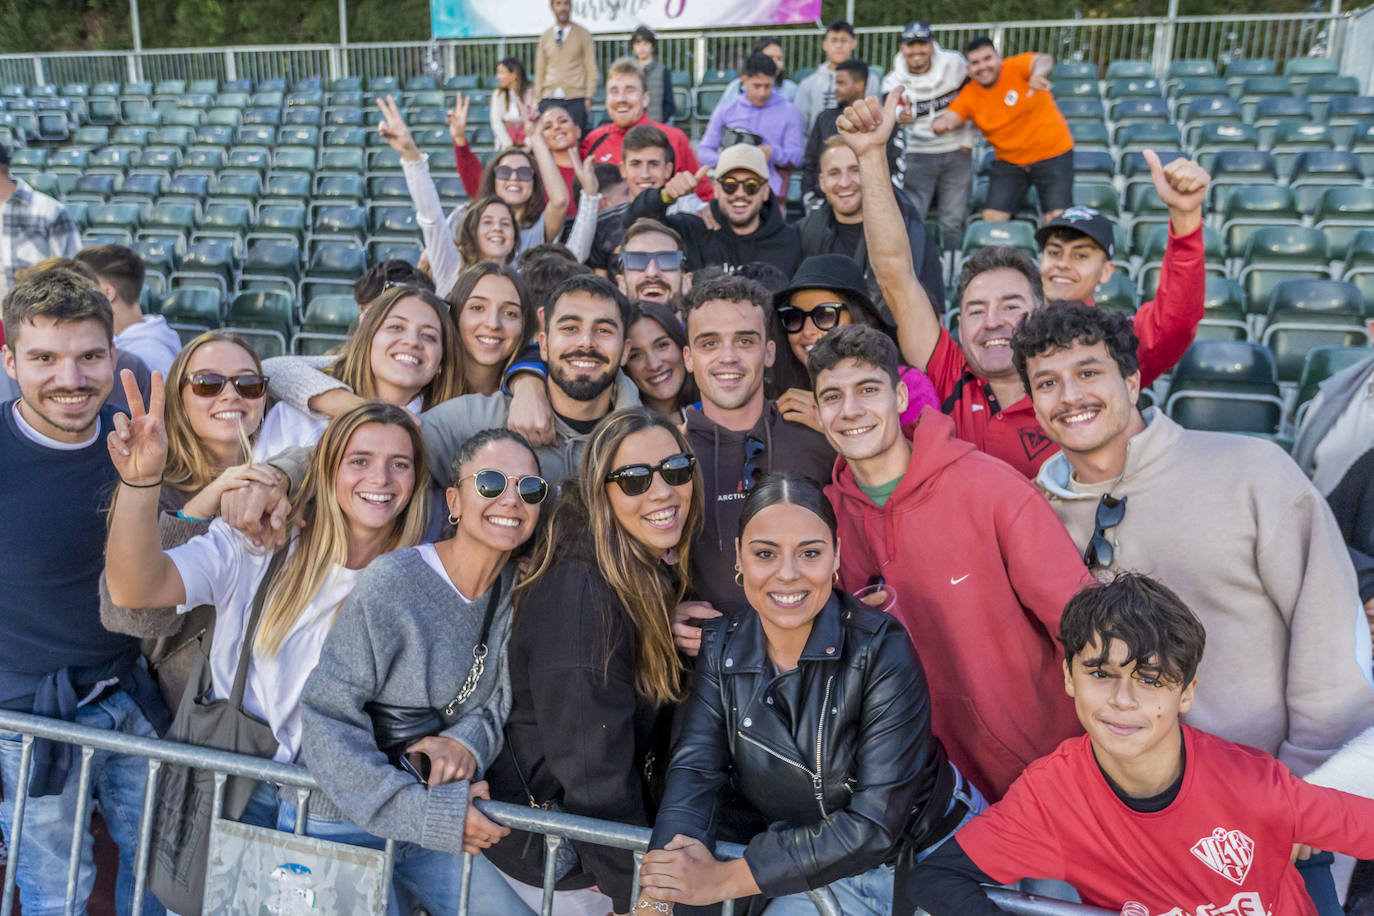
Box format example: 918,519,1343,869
699,92,805,195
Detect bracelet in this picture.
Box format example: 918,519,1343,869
119,476,162,489
635,902,672,914
660,188,673,205
176,509,212,523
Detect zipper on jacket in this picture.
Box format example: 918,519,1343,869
814,674,834,820
737,731,817,785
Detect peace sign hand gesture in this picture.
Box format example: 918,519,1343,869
570,148,598,196
376,94,421,163
107,369,168,487
446,91,471,146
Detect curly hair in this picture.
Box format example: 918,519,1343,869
1010,301,1140,393
1060,572,1206,687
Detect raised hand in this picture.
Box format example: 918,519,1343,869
662,164,709,204
107,369,167,486
837,92,898,158
446,91,471,146
570,149,598,196
1144,148,1210,232
376,94,421,163
1028,71,1052,92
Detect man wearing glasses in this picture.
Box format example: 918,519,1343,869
1014,303,1374,790
613,219,688,306
626,144,802,277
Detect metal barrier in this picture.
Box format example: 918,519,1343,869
0,8,1354,94
0,708,1112,916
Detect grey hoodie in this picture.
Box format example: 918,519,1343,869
1037,408,1374,776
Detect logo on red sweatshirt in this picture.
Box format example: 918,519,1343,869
1189,827,1255,885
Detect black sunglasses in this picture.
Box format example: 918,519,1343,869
1084,494,1127,569
776,303,847,335
185,372,269,399
743,434,766,492
460,469,549,505
605,452,696,496
493,164,535,182
619,250,684,272
719,177,765,196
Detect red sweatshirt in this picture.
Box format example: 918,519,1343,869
958,726,1374,915
452,143,578,218
581,113,714,201
929,223,1206,477
826,410,1092,799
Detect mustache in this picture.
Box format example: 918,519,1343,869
560,348,610,365
1052,402,1105,421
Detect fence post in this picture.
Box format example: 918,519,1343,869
224,47,237,82
1154,0,1179,78
693,33,707,87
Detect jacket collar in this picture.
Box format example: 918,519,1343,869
723,592,847,674
1036,406,1179,500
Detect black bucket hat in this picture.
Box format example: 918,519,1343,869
773,254,880,323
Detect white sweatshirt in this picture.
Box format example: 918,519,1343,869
882,44,975,155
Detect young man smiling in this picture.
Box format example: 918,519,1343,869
810,324,1090,800
1012,304,1374,780
912,574,1374,916
841,93,1208,477
699,54,804,198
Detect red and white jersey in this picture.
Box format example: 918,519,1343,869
957,726,1374,916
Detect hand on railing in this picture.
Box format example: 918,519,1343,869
462,780,511,856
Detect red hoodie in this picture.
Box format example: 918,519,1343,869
826,410,1092,800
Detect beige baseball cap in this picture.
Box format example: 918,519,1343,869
711,144,769,181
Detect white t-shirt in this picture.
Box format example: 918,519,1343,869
167,519,360,762
113,315,182,376
253,395,423,462
413,542,473,602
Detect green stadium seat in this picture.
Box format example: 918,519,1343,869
1166,340,1283,433
1224,58,1276,93
167,108,206,128
1209,149,1277,193
1289,150,1364,212
138,145,183,172
226,146,270,176
283,107,322,127
140,200,199,246
303,242,367,303
1220,184,1301,263
318,148,365,181
323,125,366,147
1284,57,1339,97
1327,97,1374,146
1253,98,1314,147
1058,97,1105,120
1262,278,1367,381
308,205,367,254
1169,77,1228,105
1106,78,1162,99
272,147,317,174
184,146,227,172
1313,187,1374,261
87,203,143,245
73,173,118,199
1340,230,1374,308
1105,60,1152,80
196,202,252,252
161,286,224,342
1138,225,1226,299
206,105,243,127
313,175,365,204
1066,119,1110,149
236,124,276,146
1072,182,1120,218
1303,74,1359,120
1269,120,1334,176
264,173,312,205
214,172,263,202
1293,344,1371,425
172,238,237,297
287,89,325,108
1052,79,1098,99
242,107,281,127
1092,272,1138,315
1166,59,1218,81
168,173,211,202
223,290,294,358
959,220,1038,260
118,172,164,202
250,203,308,246
1109,97,1169,123
326,106,364,127
240,239,303,298
367,148,404,176
329,77,362,94
87,146,133,172
1069,149,1114,181
293,294,356,354
1116,121,1180,153
278,125,320,147
1194,276,1250,341
1240,225,1331,314
73,125,110,147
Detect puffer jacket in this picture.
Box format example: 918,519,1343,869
648,591,958,899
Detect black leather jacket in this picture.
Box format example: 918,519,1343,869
648,591,954,899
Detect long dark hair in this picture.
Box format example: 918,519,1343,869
497,56,530,109
738,472,837,542
628,299,700,410
479,148,547,229
457,196,520,267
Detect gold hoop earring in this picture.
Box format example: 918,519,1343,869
734,570,744,587
447,514,460,526
833,571,840,585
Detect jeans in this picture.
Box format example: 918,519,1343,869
764,766,988,916
1299,851,1344,916
904,149,973,251
0,688,166,916
275,799,526,916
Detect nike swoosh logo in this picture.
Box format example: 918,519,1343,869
950,574,970,585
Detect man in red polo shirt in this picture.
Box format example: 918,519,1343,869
839,93,1210,477
581,59,712,201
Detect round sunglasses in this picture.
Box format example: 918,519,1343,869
776,303,847,335
459,469,549,505
719,177,765,196
184,372,269,399
604,452,696,496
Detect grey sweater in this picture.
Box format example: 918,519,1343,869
300,548,516,854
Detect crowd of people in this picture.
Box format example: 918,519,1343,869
2,4,1374,916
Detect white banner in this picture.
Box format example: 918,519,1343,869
432,0,822,38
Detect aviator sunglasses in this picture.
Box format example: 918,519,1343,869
776,303,847,335
460,469,549,505
604,452,697,496
185,373,269,399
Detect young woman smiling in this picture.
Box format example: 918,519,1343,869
481,407,703,915
259,265,534,447
101,331,274,710
638,473,984,916
105,393,429,829
299,428,550,916
624,300,697,421
253,286,462,459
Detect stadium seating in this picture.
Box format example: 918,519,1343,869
1261,278,1368,381
1166,340,1284,433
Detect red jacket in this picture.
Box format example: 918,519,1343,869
581,113,713,201
826,410,1091,800
453,143,579,218
1112,222,1206,387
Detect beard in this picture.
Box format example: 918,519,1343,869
549,351,617,402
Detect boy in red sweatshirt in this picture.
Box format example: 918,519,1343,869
810,325,1091,800
910,572,1374,916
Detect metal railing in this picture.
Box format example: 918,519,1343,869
0,707,1107,916
0,8,1356,94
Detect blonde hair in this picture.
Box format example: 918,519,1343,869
163,331,265,494
254,402,429,656
328,286,464,410
517,407,702,706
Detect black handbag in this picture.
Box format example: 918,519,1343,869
366,572,503,784
147,547,288,916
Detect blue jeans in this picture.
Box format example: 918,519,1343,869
1299,851,1343,916
764,767,988,916
0,689,166,916
275,799,529,916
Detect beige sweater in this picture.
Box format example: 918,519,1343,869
1037,408,1374,776
534,22,597,102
